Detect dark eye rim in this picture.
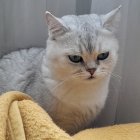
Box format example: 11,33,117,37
97,52,109,61
68,55,83,63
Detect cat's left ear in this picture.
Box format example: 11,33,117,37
101,5,122,33
45,11,69,39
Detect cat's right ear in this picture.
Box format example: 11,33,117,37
45,11,69,39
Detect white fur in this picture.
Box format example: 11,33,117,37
0,7,120,134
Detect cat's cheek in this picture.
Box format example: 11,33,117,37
51,63,77,80
94,68,107,78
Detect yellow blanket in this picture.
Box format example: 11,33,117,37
0,91,140,140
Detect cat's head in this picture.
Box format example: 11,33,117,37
45,6,121,83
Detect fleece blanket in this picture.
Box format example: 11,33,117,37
0,91,140,140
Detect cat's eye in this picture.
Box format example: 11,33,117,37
97,52,109,60
68,55,83,63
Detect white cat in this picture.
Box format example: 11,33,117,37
0,6,121,134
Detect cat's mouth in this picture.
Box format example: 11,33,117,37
87,75,95,80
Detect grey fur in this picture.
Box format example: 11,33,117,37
0,7,121,134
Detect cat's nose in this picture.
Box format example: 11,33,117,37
87,68,96,75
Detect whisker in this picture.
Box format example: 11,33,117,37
52,70,88,92
72,69,82,74
51,77,71,92
73,72,87,77
51,70,83,92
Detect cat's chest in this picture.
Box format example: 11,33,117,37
49,82,108,134
45,79,109,134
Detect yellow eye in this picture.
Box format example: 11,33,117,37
97,52,109,60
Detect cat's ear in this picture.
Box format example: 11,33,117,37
101,5,121,33
45,11,69,39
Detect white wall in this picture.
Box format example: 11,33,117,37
0,0,47,56
116,0,140,124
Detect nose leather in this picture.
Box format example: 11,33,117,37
87,68,96,75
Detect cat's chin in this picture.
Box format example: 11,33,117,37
86,76,95,80
84,75,107,82
83,76,97,82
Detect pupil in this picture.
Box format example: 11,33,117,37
74,56,79,60
102,53,105,57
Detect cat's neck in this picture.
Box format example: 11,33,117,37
54,78,109,101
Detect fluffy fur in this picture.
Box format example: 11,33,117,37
0,6,121,134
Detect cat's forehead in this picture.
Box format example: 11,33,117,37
66,29,114,56
61,14,102,31
61,14,115,54
77,31,97,54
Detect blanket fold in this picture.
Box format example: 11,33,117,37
0,91,72,140
0,91,140,140
0,91,31,140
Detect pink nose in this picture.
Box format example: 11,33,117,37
86,68,96,75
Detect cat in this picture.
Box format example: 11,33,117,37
0,6,121,134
